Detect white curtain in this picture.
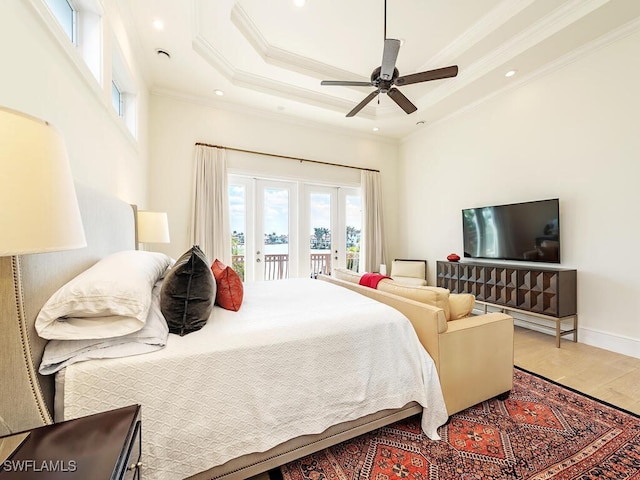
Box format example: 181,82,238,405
191,145,231,265
361,170,387,273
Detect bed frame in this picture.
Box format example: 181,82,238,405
0,184,422,479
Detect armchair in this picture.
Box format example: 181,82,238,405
389,259,427,286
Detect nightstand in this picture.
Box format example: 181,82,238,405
0,404,141,479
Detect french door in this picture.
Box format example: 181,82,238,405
301,186,361,278
255,180,297,281
229,175,360,281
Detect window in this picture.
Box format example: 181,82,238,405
111,43,138,137
43,0,102,83
111,81,122,116
45,0,75,43
229,183,248,280
38,0,138,139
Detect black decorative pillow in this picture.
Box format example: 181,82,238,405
160,245,215,336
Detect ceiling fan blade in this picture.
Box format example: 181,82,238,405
387,87,417,114
395,65,458,86
321,80,373,87
346,90,380,117
380,38,401,81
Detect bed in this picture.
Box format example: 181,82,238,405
0,184,448,480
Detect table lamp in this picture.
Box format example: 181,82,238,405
0,106,86,255
137,211,170,247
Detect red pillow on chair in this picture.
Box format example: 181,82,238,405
211,259,244,311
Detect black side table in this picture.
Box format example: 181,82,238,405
0,404,141,479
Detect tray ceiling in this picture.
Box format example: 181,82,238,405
124,0,640,138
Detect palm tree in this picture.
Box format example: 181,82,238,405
312,227,330,249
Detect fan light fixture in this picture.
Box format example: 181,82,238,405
320,0,458,117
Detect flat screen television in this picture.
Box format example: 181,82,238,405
462,199,560,263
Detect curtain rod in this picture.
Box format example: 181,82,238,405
195,142,380,173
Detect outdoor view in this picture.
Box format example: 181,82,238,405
229,183,361,280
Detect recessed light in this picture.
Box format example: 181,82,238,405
505,70,517,77
214,89,224,96
152,19,164,30
294,0,305,6
155,49,171,59
372,127,379,132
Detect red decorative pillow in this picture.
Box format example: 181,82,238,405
211,259,244,311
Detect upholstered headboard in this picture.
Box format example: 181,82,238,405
0,183,136,435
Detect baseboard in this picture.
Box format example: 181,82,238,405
578,327,640,360
474,306,640,359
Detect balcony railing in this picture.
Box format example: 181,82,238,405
231,252,359,281
310,253,330,278
264,253,289,280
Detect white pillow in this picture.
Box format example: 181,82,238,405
36,250,172,340
39,279,169,374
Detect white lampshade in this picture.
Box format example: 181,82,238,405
0,107,86,256
137,211,170,244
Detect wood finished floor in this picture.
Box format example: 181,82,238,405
514,326,640,415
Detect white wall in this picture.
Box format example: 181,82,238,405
399,29,640,357
0,0,149,204
148,94,400,261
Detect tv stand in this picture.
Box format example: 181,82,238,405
436,261,577,347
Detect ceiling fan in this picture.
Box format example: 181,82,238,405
320,0,459,118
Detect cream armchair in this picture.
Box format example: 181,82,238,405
389,259,427,286
324,270,514,416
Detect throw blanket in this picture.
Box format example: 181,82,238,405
39,281,167,374
359,272,390,288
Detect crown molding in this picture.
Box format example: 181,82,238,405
420,0,536,71
230,3,368,84
405,14,640,141
188,0,636,136
192,34,378,119
150,87,401,145
413,0,615,112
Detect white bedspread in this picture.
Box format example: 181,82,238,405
56,278,447,480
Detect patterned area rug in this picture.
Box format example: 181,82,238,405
280,367,640,480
